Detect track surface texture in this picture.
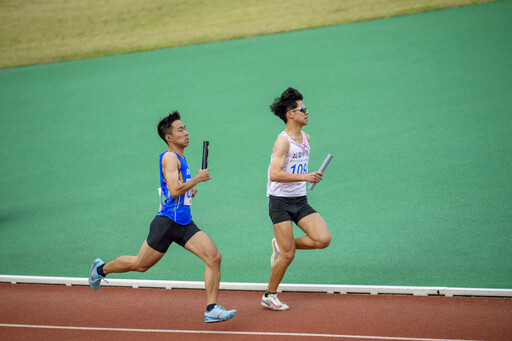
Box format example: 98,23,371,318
1,284,511,340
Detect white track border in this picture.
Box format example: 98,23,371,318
1,275,511,297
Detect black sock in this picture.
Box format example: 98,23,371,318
206,303,216,312
97,264,106,277
264,291,277,297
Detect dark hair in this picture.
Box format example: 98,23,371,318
157,110,181,144
269,87,303,123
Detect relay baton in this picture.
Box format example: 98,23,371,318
202,141,209,169
308,153,333,190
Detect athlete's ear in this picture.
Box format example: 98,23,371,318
165,134,173,144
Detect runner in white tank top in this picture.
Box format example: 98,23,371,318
262,87,332,312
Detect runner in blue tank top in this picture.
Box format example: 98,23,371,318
88,111,236,323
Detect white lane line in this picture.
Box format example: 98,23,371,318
0,323,483,341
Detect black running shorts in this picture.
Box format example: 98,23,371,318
146,215,201,253
268,195,317,225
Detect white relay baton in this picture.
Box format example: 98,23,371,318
308,153,333,190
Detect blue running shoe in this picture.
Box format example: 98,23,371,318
204,305,237,323
89,258,107,290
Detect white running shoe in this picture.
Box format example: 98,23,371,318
270,238,279,266
261,293,289,311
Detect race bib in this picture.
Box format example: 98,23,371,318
184,189,192,206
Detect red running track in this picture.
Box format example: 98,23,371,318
0,283,511,340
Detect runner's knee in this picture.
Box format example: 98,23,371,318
205,251,222,267
316,234,331,249
280,249,295,264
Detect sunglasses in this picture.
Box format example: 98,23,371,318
290,106,308,113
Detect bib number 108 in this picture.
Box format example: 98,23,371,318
290,163,308,174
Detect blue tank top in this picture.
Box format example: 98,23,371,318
157,151,193,225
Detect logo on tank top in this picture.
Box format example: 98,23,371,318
292,150,309,159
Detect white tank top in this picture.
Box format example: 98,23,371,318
267,131,310,197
